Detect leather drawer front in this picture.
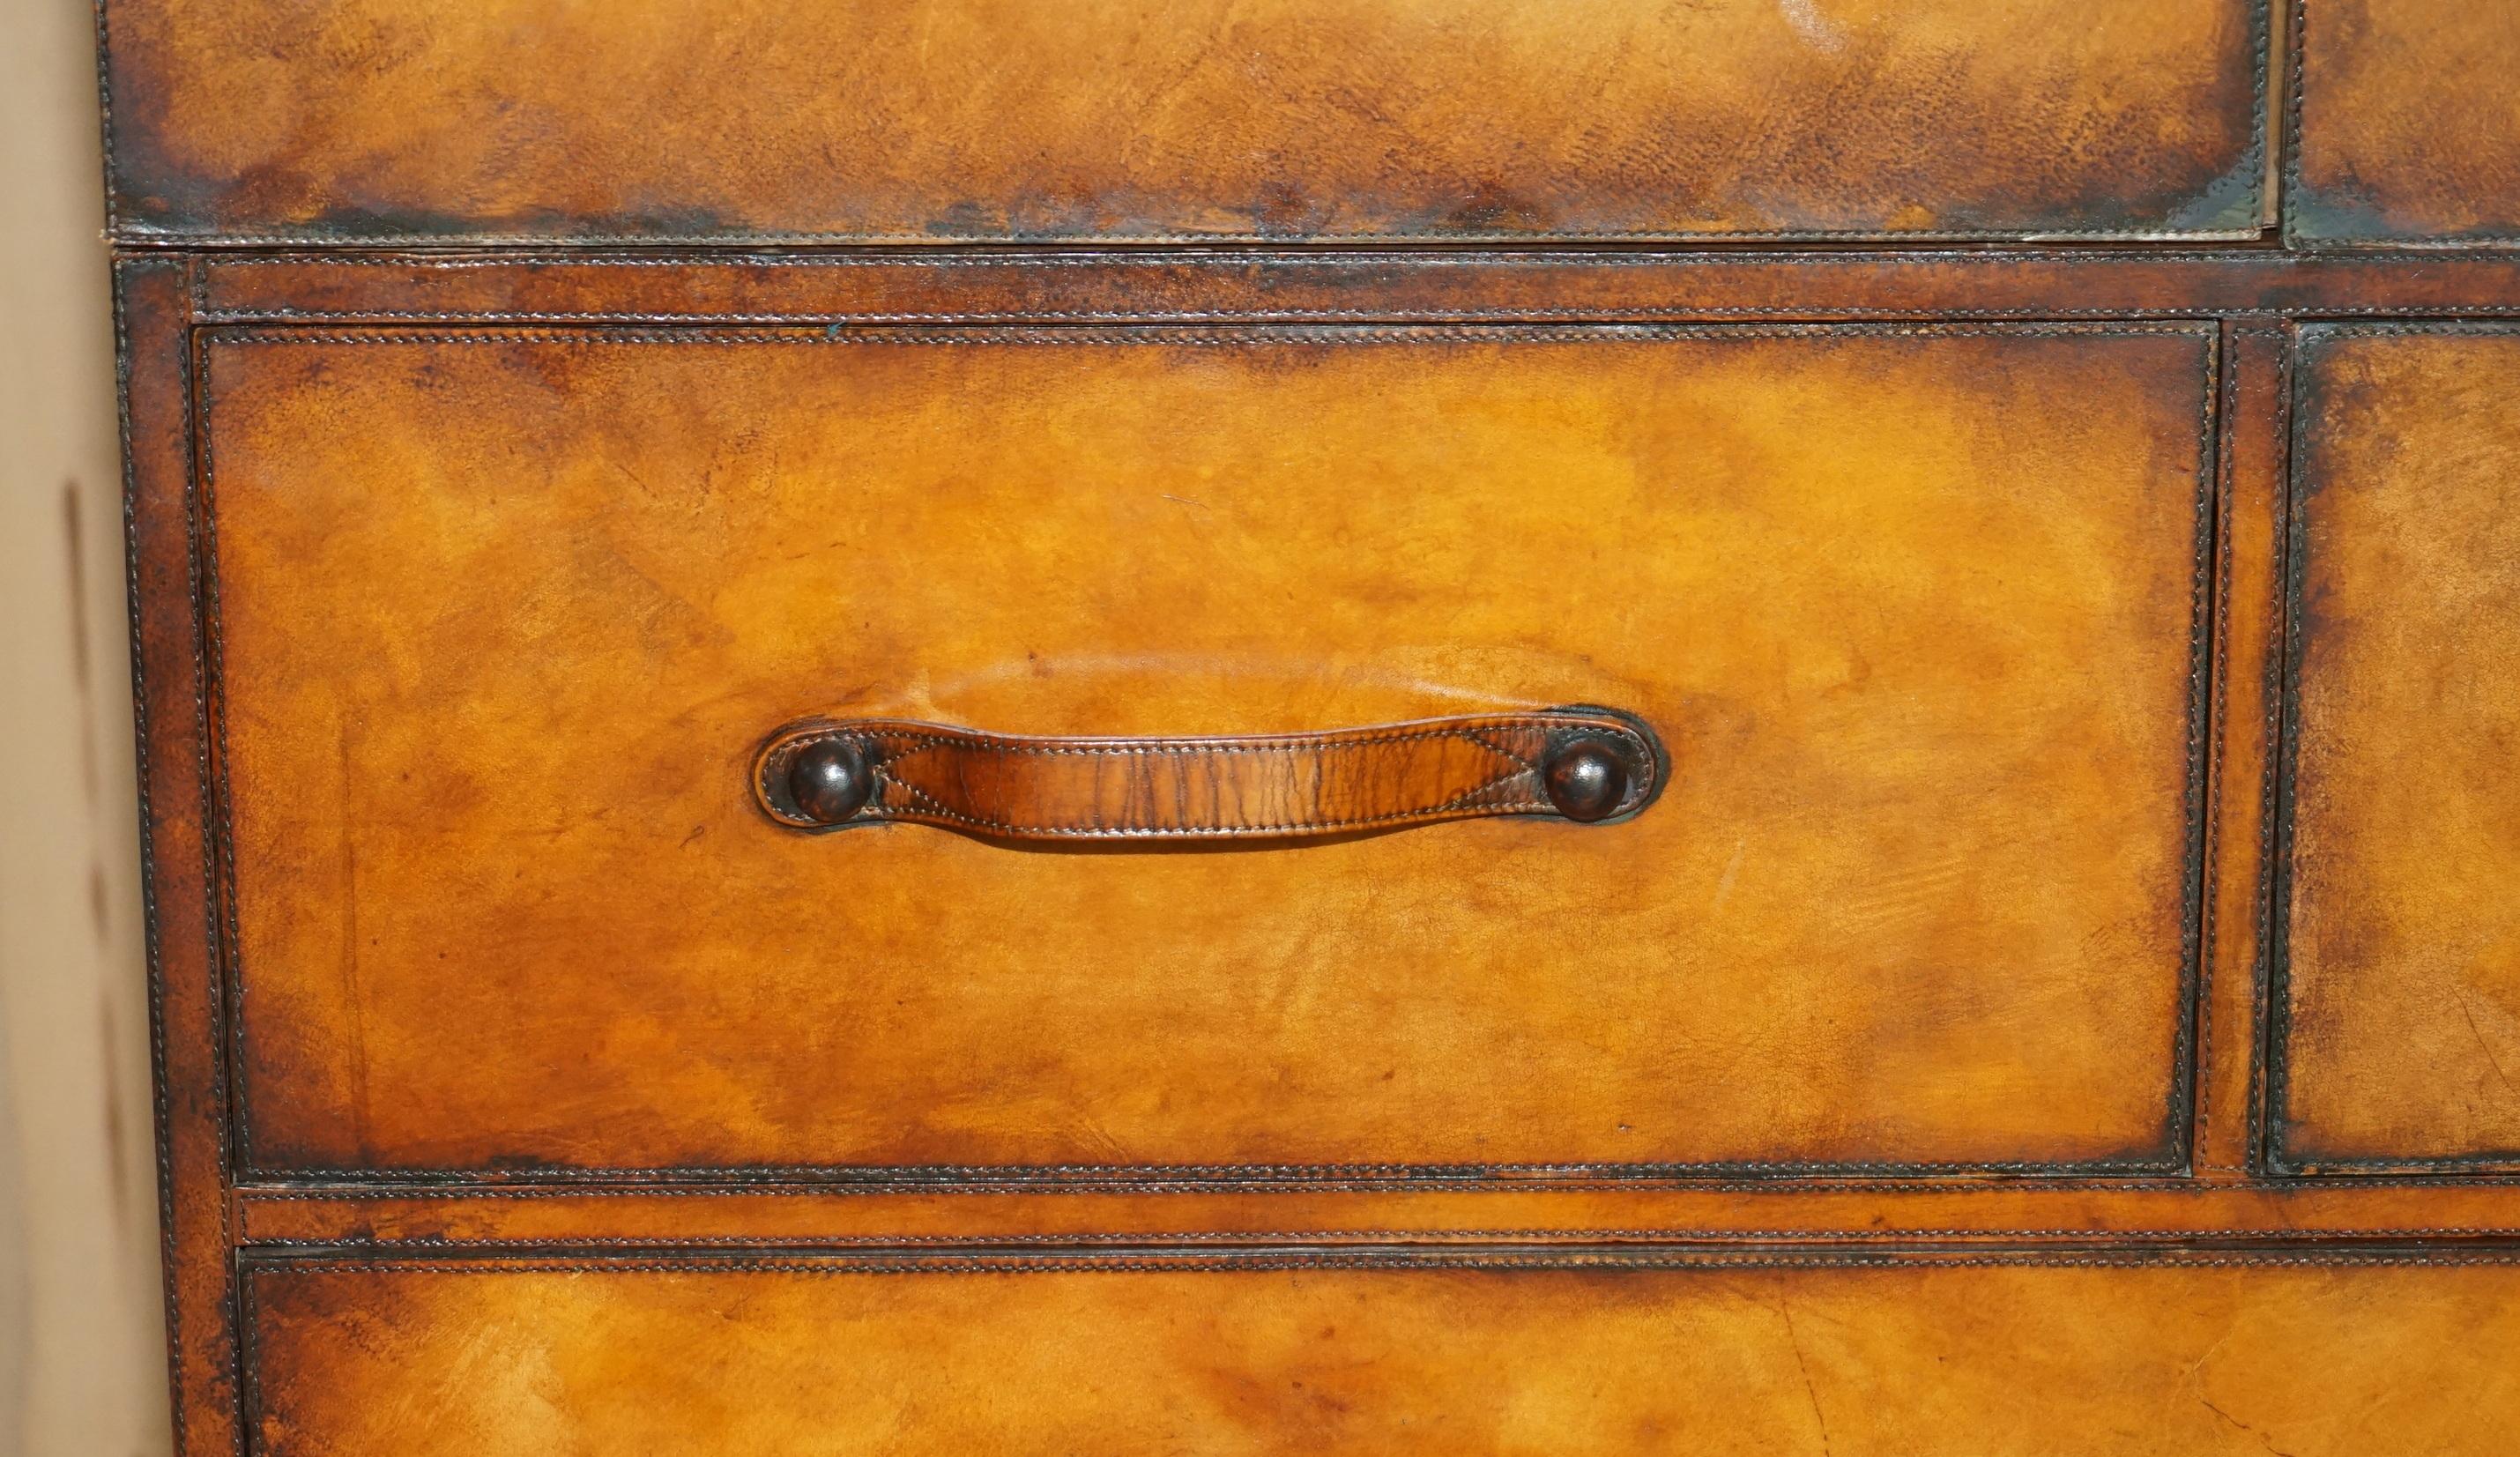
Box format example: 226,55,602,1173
200,323,2212,1178
2275,324,2520,1172
2290,0,2520,246
242,1256,2520,1455
101,0,2266,244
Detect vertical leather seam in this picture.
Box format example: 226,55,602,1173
2265,323,2317,1173
119,256,190,1457
2249,324,2293,1177
2196,322,2238,1172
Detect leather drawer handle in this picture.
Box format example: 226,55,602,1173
754,708,1664,841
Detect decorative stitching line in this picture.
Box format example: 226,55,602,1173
230,1227,2520,1249
2284,0,2306,243
855,723,1562,755
2194,323,2237,1173
2167,325,2221,1171
237,1267,259,1457
190,304,2520,328
90,0,115,236
233,1250,2520,1277
117,256,191,1457
220,1173,2520,1198
202,322,2217,349
179,264,249,1457
211,249,2370,271
193,323,255,1208
2249,323,2295,1176
2265,318,2318,1176
235,1157,2189,1184
129,226,2281,249
182,265,251,1457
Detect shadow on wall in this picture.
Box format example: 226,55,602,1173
0,0,176,1452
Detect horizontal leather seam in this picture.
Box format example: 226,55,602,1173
237,1159,2189,1179
200,322,2219,347
234,1228,2520,1247
225,1177,2520,1197
235,1252,2520,1274
192,306,2520,326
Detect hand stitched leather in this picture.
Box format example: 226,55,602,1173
755,711,1659,839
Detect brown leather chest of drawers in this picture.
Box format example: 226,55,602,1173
97,2,2520,1452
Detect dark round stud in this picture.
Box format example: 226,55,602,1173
787,737,873,825
1542,736,1632,822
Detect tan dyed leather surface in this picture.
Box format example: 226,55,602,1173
202,323,2210,1176
244,1260,2520,1455
2279,325,2520,1170
102,0,2265,242
755,712,1658,837
2292,0,2520,243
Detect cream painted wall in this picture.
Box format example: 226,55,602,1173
0,0,177,1451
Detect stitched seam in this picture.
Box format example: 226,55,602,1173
227,1240,2520,1265
1447,725,1538,774
2266,321,2311,1173
223,1174,2520,1196
239,1268,261,1456
864,725,1557,756
193,304,2520,330
235,1226,2520,1248
2249,325,2293,1175
2196,323,2237,1172
2285,0,2306,243
123,222,2277,247
193,323,251,1194
206,249,2378,271
2164,327,2219,1171
189,289,249,1457
118,258,190,1457
235,1156,2188,1181
182,272,243,1457
91,0,115,235
201,322,2219,350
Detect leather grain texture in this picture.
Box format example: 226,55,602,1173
2290,0,2520,245
98,0,2267,243
198,323,2211,1178
108,246,2520,1453
753,712,1661,838
2276,324,2520,1171
242,1258,2520,1456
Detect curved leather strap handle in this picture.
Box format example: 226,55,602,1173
754,708,1664,841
